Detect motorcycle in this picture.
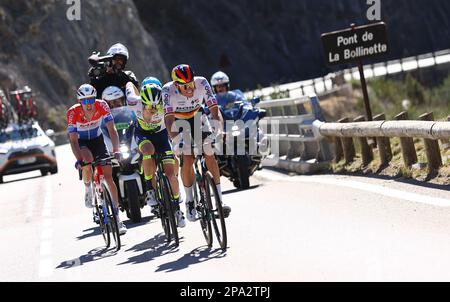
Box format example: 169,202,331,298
102,107,146,223
215,90,269,190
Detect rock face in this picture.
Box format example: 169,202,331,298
0,0,449,130
0,0,167,129
134,0,450,89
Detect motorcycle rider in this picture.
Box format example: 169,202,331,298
125,80,185,228
211,71,247,108
89,43,139,98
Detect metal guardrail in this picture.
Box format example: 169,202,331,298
312,112,450,171
257,94,333,174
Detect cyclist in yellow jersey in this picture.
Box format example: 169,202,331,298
125,81,185,228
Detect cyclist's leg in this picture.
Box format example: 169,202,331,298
79,147,94,208
153,129,180,200
102,165,119,208
79,147,94,182
139,141,157,189
163,160,178,195
181,154,195,198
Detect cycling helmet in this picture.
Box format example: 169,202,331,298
107,43,129,64
77,84,97,100
140,84,162,107
171,64,194,84
102,86,124,101
141,77,162,88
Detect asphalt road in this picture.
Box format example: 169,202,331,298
2,144,450,282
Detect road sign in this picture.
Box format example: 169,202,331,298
321,22,389,66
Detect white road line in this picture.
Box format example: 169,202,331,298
39,240,52,257
38,259,53,279
40,228,53,241
38,177,54,280
257,171,450,207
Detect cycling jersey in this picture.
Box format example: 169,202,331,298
67,100,114,140
125,83,166,133
162,77,218,119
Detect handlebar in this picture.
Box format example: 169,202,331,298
78,156,116,181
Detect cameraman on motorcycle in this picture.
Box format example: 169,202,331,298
89,43,139,98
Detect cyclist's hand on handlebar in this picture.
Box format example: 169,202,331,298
114,152,122,162
75,160,83,170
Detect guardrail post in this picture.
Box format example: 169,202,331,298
419,112,442,171
353,115,373,166
338,117,355,164
442,116,450,150
373,113,392,165
310,95,325,122
394,112,418,167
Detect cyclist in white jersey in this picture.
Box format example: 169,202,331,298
163,64,231,222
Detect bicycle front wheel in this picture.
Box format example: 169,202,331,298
95,193,110,249
194,174,212,247
205,173,227,250
102,183,121,252
161,176,179,247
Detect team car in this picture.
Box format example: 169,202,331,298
0,122,58,183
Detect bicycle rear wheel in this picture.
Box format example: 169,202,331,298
95,193,110,248
205,173,227,250
194,174,212,247
162,176,179,247
102,183,121,251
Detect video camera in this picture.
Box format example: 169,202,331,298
88,51,114,79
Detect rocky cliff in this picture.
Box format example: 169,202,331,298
0,0,167,130
135,0,450,89
1,0,449,130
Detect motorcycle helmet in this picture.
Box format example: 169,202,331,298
211,71,230,93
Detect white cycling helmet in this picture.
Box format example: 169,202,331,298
77,84,97,100
102,86,124,101
107,43,129,61
211,71,230,86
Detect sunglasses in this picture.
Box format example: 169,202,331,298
178,82,195,90
80,98,96,105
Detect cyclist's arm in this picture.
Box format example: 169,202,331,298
105,120,120,153
164,114,178,140
125,81,140,107
208,105,223,132
69,133,83,162
67,109,82,161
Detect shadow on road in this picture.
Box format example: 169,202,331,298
77,216,154,241
155,246,227,273
117,233,182,266
223,185,260,196
56,246,118,270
